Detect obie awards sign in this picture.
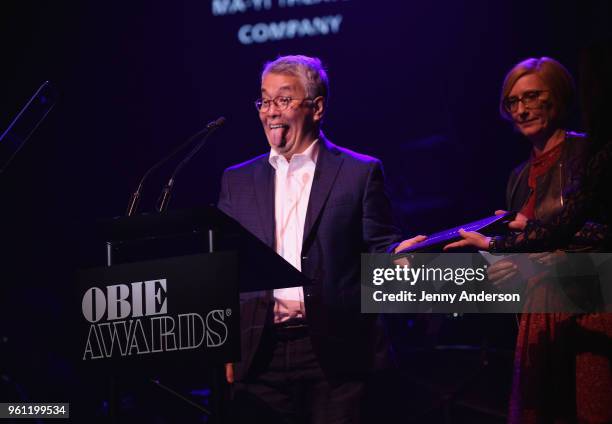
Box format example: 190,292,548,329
76,252,240,370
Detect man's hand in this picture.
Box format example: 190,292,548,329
394,235,427,254
225,363,234,384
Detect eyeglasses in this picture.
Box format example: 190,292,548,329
254,96,312,112
503,90,550,113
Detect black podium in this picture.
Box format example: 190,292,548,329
76,206,309,422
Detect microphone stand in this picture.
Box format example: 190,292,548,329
156,117,225,213
125,118,222,217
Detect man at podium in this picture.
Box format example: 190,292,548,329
218,55,416,423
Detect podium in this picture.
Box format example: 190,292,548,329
76,206,309,422
99,205,309,291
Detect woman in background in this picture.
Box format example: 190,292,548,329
446,54,612,423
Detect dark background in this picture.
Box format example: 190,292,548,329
1,1,611,422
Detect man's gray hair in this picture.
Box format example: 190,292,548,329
262,55,329,100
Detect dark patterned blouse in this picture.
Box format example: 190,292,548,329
493,139,612,252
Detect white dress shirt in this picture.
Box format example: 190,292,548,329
268,140,319,324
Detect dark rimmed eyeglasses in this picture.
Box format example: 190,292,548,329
503,90,550,113
254,96,313,112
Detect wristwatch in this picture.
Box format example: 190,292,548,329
488,236,498,253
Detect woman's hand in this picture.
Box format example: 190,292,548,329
443,229,491,251
528,250,566,267
508,212,528,231
487,260,518,285
495,209,527,230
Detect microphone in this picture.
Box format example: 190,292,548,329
1,81,57,174
125,117,224,217
156,116,226,213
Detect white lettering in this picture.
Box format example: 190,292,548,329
145,279,167,316
82,287,106,323
206,310,228,347
212,0,272,16
178,313,205,349
98,320,134,357
160,316,177,351
150,316,165,353
128,319,150,355
237,15,343,45
130,281,144,318
83,324,104,360
107,284,131,320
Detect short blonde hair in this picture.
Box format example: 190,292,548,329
499,57,575,124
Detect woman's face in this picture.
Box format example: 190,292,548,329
507,73,558,141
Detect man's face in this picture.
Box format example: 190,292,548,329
259,72,321,158
508,73,557,141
